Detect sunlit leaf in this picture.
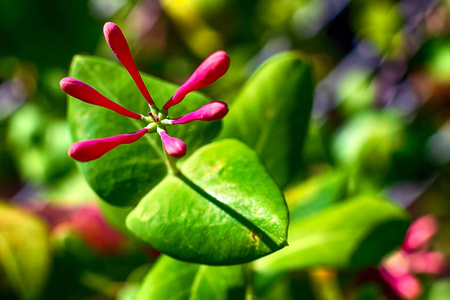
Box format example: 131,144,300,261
126,139,289,265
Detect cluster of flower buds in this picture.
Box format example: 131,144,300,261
61,22,229,162
380,215,446,299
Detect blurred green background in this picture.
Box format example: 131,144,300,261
1,0,450,299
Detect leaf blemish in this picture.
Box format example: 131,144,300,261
250,231,262,244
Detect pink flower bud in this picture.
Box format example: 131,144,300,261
408,251,447,274
158,129,187,158
163,50,230,110
60,77,142,120
402,215,439,253
69,128,148,162
103,22,154,106
380,268,422,299
170,101,228,124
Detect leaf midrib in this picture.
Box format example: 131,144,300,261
177,172,287,251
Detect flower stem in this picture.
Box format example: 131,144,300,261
163,143,180,175
244,262,255,300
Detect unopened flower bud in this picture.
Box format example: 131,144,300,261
60,77,142,119
164,51,230,110
158,129,187,158
69,128,148,162
170,101,228,124
402,215,439,253
103,22,154,106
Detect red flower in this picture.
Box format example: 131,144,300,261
61,22,229,162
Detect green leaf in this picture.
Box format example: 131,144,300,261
424,279,450,300
219,51,314,188
253,195,408,273
67,55,221,206
0,202,50,300
126,139,289,265
137,255,245,300
285,170,347,222
333,110,403,177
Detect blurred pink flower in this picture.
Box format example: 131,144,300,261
380,215,446,299
24,202,126,255
61,204,126,255
61,22,229,161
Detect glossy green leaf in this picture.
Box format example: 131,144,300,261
0,202,50,300
126,139,289,265
137,255,245,300
67,55,221,206
219,51,314,188
253,195,408,273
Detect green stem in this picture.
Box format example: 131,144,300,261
244,262,255,300
158,108,168,121
163,144,180,175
